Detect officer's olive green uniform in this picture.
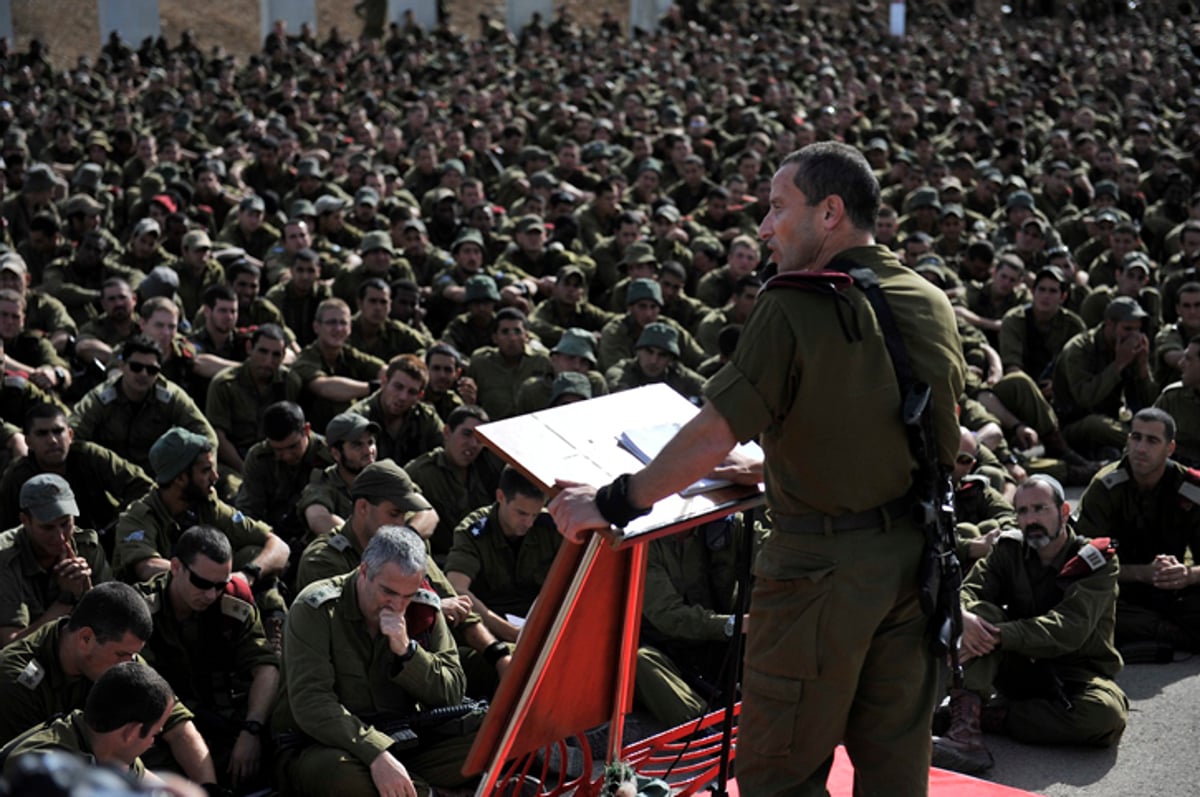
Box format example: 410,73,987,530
703,245,965,795
464,346,554,421
288,343,385,434
0,441,153,533
204,361,292,458
998,304,1086,379
69,375,216,471
959,528,1128,746
236,432,332,542
514,371,608,415
295,464,355,540
0,526,111,632
264,282,332,348
954,474,1016,564
1075,459,1200,649
403,448,504,559
348,313,431,361
527,298,614,348
272,571,474,794
112,490,272,584
0,618,193,746
349,392,442,465
1152,322,1196,389
0,710,147,780
597,315,706,373
1153,382,1200,465
605,358,705,403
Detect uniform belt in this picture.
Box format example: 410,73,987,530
774,495,915,535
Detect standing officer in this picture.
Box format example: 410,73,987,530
551,142,965,796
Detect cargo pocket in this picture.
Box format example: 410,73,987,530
741,667,804,757
749,550,835,681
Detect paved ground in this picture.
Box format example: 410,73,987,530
985,655,1200,797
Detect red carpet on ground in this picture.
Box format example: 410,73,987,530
723,746,1043,797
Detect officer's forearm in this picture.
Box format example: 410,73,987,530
162,720,217,784
308,375,372,401
245,664,280,724
303,504,340,537
252,534,291,577
134,557,171,582
628,402,738,510
0,601,75,646
406,508,439,539
215,429,245,472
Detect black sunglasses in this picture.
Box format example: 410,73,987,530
184,563,231,592
126,361,161,376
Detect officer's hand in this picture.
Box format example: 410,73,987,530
1114,331,1142,368
549,480,607,544
456,376,478,405
710,448,763,486
1012,423,1039,450
967,529,1002,560
369,751,417,797
1152,555,1191,590
52,557,92,599
959,609,1000,662
379,607,411,656
227,731,261,787
440,594,473,625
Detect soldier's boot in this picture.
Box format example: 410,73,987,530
931,689,994,774
932,695,1007,735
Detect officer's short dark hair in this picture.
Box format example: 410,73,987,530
965,240,995,263
781,142,880,231
67,582,153,644
498,465,543,503
491,306,527,333
357,276,390,302
175,525,233,567
446,404,488,431
23,401,67,434
735,274,763,295
100,276,131,295
202,283,237,309
262,401,306,441
121,334,163,364
250,323,286,346
1177,281,1200,300
426,341,463,366
29,212,59,237
1133,407,1176,442
226,258,261,283
85,661,174,737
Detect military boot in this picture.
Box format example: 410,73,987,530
931,688,994,774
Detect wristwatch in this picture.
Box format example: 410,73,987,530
241,563,263,584
242,720,264,736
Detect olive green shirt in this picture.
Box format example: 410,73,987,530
0,526,111,631
1052,326,1159,423
704,245,965,517
642,518,740,647
236,432,333,538
998,305,1086,377
527,299,614,348
288,343,386,434
295,464,355,539
272,571,466,766
465,346,554,421
605,358,706,403
348,313,432,361
597,315,707,372
403,448,504,558
349,392,443,464
204,361,292,455
1154,382,1200,464
0,710,147,781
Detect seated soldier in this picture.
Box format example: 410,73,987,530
134,526,278,792
515,327,608,414
298,411,380,539
932,476,1127,774
442,275,502,358
0,475,111,646
696,274,760,356
0,582,217,785
606,322,706,404
350,353,444,465
951,428,1016,567
69,334,216,472
236,401,332,546
422,343,477,423
445,467,562,644
0,288,72,394
527,264,614,348
0,402,152,535
205,323,291,475
0,661,175,784
1074,408,1200,654
597,279,706,372
1153,336,1200,465
348,277,430,361
273,527,478,795
465,307,554,421
404,405,504,562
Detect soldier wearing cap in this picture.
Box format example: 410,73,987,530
59,193,119,253
348,353,444,466
332,230,416,306
70,334,215,471
896,185,942,237
216,194,279,261
132,525,278,790
112,427,290,610
527,264,614,348
298,412,380,539
446,466,561,645
171,230,225,319
0,581,217,784
597,278,706,372
0,474,110,646
605,240,663,311
275,526,478,795
236,401,333,545
1084,220,1144,288
312,194,365,253
350,186,388,233
1053,297,1160,457
495,213,572,291
1080,253,1162,337
515,327,608,415
443,275,502,358
1003,216,1055,271
397,216,456,289
606,322,705,403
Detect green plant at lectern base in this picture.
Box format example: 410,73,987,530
600,759,638,797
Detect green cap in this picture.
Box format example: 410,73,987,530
350,460,433,512
451,228,485,253
620,241,659,269
149,427,212,484
626,278,663,306
549,371,592,405
360,230,394,255
325,412,380,446
464,274,501,303
19,474,79,521
552,327,597,363
636,322,679,356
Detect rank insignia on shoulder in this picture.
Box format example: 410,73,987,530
99,385,118,404
328,534,351,552
155,385,171,402
3,374,27,389
143,592,161,614
303,583,342,608
1179,480,1200,507
17,660,44,690
221,594,252,622
232,511,244,524
468,517,489,537
1100,469,1130,489
124,530,146,542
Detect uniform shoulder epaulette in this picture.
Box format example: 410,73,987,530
328,533,351,552
220,593,253,622
303,582,342,608
1100,468,1130,489
154,384,171,403
142,591,161,614
2,374,27,390
17,659,44,690
1178,474,1200,507
997,528,1025,545
468,515,490,538
98,384,118,404
959,474,989,490
761,270,855,294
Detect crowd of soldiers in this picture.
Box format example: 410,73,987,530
0,0,1198,793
